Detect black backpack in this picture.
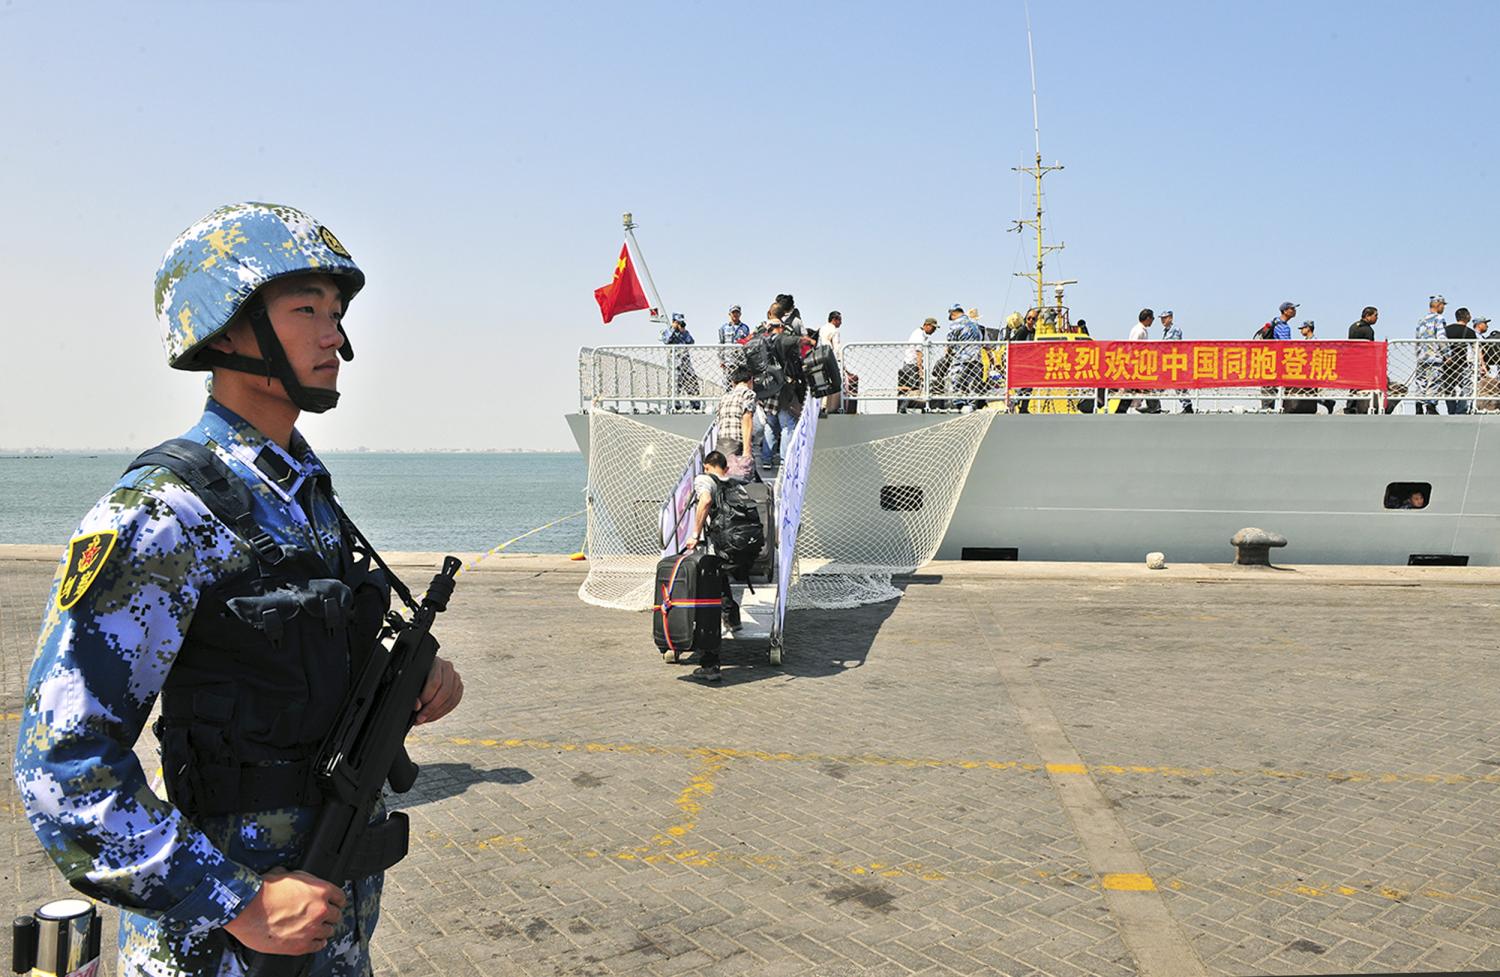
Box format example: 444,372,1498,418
745,335,787,400
708,475,765,577
777,332,807,383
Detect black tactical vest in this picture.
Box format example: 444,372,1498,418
126,439,391,818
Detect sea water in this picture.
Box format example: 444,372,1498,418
0,452,586,554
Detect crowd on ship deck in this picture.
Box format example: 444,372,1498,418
660,293,837,468
656,293,1498,418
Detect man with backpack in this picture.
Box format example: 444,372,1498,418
1257,301,1297,340
1255,301,1297,408
682,452,767,681
748,307,805,468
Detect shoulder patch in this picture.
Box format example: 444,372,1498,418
318,225,351,258
57,530,118,611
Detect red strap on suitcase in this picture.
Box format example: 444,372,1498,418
654,552,721,656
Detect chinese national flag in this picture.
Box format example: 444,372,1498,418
594,243,650,324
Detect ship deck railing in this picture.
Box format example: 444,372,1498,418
578,340,1500,416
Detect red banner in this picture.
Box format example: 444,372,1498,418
1005,340,1387,391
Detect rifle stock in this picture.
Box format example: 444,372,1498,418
246,556,461,977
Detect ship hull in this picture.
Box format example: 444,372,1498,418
566,413,1500,566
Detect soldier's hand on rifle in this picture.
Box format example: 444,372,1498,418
413,655,463,725
224,868,346,955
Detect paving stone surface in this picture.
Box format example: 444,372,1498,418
3,550,1498,976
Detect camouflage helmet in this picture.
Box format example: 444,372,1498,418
154,202,365,370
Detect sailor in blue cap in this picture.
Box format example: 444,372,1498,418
661,313,702,410
1159,310,1192,412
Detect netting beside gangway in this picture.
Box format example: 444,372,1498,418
579,412,701,610
788,410,996,608
580,409,996,612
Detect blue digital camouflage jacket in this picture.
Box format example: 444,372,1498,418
13,398,380,977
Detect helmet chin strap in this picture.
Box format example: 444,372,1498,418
247,307,344,413
198,300,353,414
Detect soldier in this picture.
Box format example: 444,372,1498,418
946,304,986,411
717,304,749,378
1415,294,1447,414
12,202,465,976
1158,309,1192,413
661,312,702,411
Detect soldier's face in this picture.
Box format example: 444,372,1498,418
259,274,347,394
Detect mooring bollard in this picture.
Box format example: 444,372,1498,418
1231,527,1287,566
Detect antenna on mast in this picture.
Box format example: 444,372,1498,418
1010,0,1076,311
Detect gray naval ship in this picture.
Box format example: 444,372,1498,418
571,32,1499,570
577,148,1496,569
569,340,1500,568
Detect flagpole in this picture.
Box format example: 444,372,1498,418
621,212,667,324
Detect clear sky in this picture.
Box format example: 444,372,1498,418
2,0,1497,451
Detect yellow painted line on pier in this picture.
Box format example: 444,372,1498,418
439,828,1062,885
432,734,1500,786
1269,878,1480,904
434,827,1479,908
619,747,729,858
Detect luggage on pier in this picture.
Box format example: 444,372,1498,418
653,548,725,658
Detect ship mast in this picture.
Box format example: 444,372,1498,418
1010,3,1075,311
621,211,668,325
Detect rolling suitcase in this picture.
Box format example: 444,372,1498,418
653,548,725,661
742,482,776,584
802,343,842,398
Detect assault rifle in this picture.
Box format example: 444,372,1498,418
247,555,462,977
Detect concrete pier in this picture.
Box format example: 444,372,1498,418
4,545,1499,976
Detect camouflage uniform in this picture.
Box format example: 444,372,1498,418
1416,311,1447,410
947,313,985,408
14,203,381,976
661,314,702,410
14,401,382,976
1160,317,1191,412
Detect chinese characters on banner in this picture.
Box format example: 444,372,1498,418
1006,341,1388,391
